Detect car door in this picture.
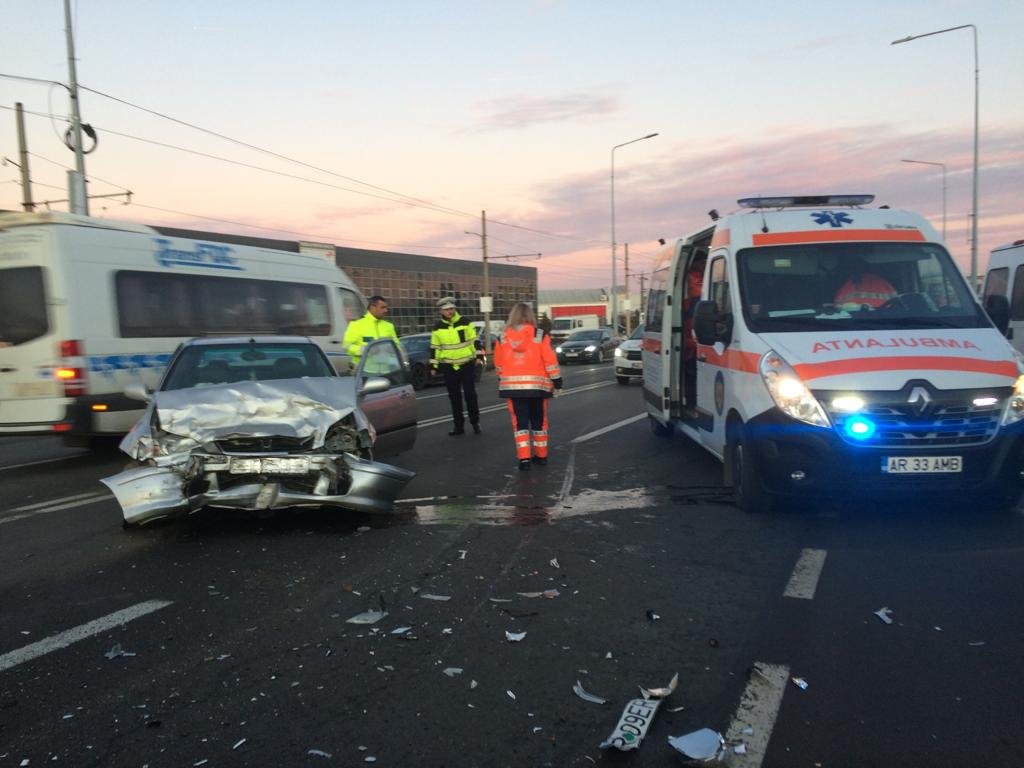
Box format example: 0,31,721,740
355,339,417,457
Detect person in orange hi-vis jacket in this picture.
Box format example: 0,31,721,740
493,302,563,471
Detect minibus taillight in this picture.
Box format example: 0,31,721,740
57,339,87,397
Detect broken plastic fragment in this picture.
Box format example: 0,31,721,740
646,610,661,621
390,626,413,635
505,630,527,642
549,557,560,568
667,728,724,760
968,640,986,647
573,680,608,705
346,609,388,625
470,680,478,689
874,606,894,624
600,697,663,751
232,739,246,750
639,672,679,700
104,644,137,660
459,549,468,560
742,726,754,736
792,677,809,690
507,690,516,700
516,589,560,599
488,597,513,603
734,743,747,754
419,593,451,601
533,726,543,734
442,667,464,677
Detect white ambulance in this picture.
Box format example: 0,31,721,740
981,239,1024,355
0,212,367,446
643,195,1024,512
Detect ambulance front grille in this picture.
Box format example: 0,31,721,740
820,388,1006,448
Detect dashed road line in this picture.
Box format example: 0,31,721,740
0,491,110,525
0,453,87,472
722,662,790,766
0,600,173,673
783,548,828,600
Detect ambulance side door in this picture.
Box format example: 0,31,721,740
696,255,731,454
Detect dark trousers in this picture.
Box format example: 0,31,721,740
442,364,479,429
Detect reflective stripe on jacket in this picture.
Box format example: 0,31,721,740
494,324,561,398
430,311,478,369
343,312,399,362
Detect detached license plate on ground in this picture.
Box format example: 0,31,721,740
230,457,311,474
882,456,962,474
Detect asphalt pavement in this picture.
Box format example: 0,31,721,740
1,361,1022,767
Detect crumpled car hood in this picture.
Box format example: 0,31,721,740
121,377,372,459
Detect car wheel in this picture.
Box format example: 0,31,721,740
617,375,630,385
649,414,672,438
732,424,772,513
411,363,429,390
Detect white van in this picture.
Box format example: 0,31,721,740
550,314,601,344
982,239,1024,354
643,195,1024,512
0,212,367,445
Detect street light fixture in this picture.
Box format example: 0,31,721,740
892,24,979,289
901,159,947,240
611,133,658,329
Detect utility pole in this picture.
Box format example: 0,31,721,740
638,273,647,322
481,210,491,355
15,102,34,211
623,244,631,335
64,0,88,214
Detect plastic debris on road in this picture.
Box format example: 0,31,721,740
600,697,664,751
573,680,608,705
420,593,452,601
346,609,388,625
516,589,560,599
307,749,332,759
968,640,986,647
443,667,464,677
792,677,809,690
459,549,468,559
667,728,724,761
505,630,527,642
550,557,560,568
646,610,660,621
104,644,136,660
639,672,678,700
232,739,246,750
507,690,517,700
390,626,413,635
734,743,748,754
874,606,894,624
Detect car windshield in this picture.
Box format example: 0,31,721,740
629,325,644,340
737,242,987,332
161,342,335,390
568,330,602,341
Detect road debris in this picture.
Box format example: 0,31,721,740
646,610,660,621
968,641,986,647
550,557,560,568
639,672,678,700
507,690,516,700
573,680,608,705
516,589,560,599
390,626,413,635
346,609,388,625
488,597,513,603
306,749,331,758
792,677,809,690
874,606,894,625
458,549,468,559
600,697,663,751
356,526,371,532
533,726,543,734
505,630,527,642
103,644,136,660
470,680,478,689
734,743,748,754
232,739,246,750
667,728,724,761
420,593,452,601
443,667,464,677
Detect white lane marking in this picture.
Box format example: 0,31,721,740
0,453,87,472
783,548,828,600
557,444,576,505
1,492,110,526
417,381,615,428
570,413,646,444
722,662,790,767
0,599,173,673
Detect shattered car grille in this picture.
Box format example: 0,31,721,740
216,435,315,454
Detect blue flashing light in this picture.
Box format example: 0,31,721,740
844,415,877,441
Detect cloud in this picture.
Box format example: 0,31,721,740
471,90,620,131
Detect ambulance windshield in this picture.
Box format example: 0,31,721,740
737,242,988,332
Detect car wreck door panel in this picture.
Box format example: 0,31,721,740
357,339,417,457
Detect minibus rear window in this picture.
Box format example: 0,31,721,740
0,266,48,346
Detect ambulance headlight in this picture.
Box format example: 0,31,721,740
759,350,830,427
614,347,624,357
1002,375,1024,425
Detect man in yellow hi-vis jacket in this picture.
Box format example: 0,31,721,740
343,295,398,369
430,296,482,436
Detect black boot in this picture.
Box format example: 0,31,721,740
518,459,531,471
448,427,465,436
472,423,481,434
531,456,547,465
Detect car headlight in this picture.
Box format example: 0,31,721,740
760,350,830,427
1002,375,1024,425
614,347,624,357
555,346,563,354
585,345,597,352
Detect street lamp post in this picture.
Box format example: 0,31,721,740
901,159,947,240
892,24,979,289
611,133,658,329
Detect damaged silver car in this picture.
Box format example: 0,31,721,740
101,336,417,527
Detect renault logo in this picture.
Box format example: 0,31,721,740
907,386,932,414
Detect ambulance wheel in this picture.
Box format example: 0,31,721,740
733,426,772,514
649,415,672,438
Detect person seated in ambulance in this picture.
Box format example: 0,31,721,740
832,272,897,313
683,252,707,410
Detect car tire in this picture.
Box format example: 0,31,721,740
732,424,773,513
617,375,630,385
411,363,429,390
649,415,672,438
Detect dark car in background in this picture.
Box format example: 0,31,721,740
554,328,619,364
400,332,484,390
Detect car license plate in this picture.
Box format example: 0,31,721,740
882,456,962,474
566,352,578,358
230,457,310,474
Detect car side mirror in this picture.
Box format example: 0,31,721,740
984,294,1010,335
693,300,732,345
359,376,391,396
124,382,152,403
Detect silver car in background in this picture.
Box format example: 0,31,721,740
102,336,417,527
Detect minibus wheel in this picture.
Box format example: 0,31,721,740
732,426,772,513
649,415,672,438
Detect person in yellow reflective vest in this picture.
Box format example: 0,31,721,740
343,295,398,369
431,296,482,435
